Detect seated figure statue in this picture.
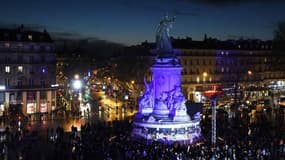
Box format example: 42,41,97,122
152,92,170,118
167,85,184,111
138,79,154,115
167,86,190,121
173,95,187,111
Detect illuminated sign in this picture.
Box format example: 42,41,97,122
27,103,36,114
40,103,47,113
0,86,5,90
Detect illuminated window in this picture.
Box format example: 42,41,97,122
196,77,200,83
28,34,33,41
221,67,224,73
4,43,10,48
41,67,46,73
5,66,10,73
18,66,23,73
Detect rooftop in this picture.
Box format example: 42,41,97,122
0,25,53,43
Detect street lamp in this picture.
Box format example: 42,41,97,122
203,72,208,83
122,94,129,120
247,70,252,76
72,76,83,117
72,79,82,90
203,86,223,159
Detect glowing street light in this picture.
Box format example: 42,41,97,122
72,76,83,116
74,74,80,79
73,79,82,90
0,85,5,90
203,72,208,77
124,95,129,100
248,70,252,75
203,72,208,82
203,85,223,159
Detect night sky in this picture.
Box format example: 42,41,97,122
1,0,285,45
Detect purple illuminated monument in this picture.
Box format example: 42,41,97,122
132,15,201,143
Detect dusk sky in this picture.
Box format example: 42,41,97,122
1,0,285,45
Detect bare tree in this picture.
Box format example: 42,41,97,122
273,22,285,50
274,22,285,41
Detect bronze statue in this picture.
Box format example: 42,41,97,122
156,14,175,53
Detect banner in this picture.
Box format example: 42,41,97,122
40,103,47,113
27,103,36,114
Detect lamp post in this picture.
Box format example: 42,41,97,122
72,75,83,117
123,94,128,120
130,80,135,112
247,70,253,103
204,86,222,159
203,72,208,83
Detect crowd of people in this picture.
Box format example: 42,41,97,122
0,109,285,160
46,111,285,160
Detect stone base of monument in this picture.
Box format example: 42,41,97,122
152,109,170,119
140,107,153,115
172,113,191,122
132,15,202,145
168,108,190,122
132,117,201,144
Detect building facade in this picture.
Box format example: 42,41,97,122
0,27,57,116
180,48,285,106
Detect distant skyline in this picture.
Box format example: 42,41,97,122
0,0,285,45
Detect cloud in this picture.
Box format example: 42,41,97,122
50,31,83,40
172,8,199,16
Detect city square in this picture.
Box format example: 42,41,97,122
0,0,285,159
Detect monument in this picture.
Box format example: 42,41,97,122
132,15,201,143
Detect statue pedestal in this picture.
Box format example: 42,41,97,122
172,109,190,121
132,15,201,144
132,49,201,144
152,99,170,119
140,107,153,115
